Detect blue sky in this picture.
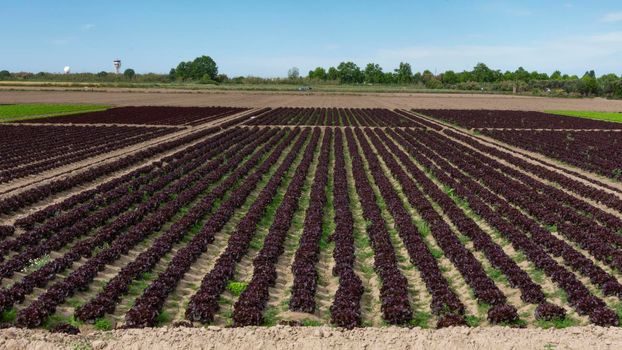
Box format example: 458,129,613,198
2,0,622,77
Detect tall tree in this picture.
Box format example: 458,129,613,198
337,61,363,83
190,56,218,80
308,67,327,80
472,62,495,82
327,67,339,80
441,70,458,84
395,62,413,83
550,70,562,80
173,55,218,80
123,68,136,80
364,63,384,83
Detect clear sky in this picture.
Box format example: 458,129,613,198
2,0,621,77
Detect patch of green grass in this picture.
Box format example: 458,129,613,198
127,279,149,296
43,314,82,330
416,221,431,237
546,224,558,233
94,318,112,331
1,308,16,323
430,247,444,259
612,302,622,325
536,316,577,329
155,311,172,326
409,311,431,328
477,302,492,315
486,266,507,284
21,255,51,274
465,315,481,327
0,104,108,122
226,281,248,296
66,297,85,309
531,268,545,284
514,251,527,264
262,307,279,326
545,110,622,123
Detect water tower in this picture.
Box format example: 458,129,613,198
63,66,71,74
113,59,122,74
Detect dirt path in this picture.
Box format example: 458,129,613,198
1,325,621,350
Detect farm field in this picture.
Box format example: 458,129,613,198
0,104,621,345
546,110,622,123
415,109,622,180
0,104,109,122
4,89,622,111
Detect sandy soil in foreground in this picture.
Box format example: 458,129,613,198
1,89,622,111
0,325,620,350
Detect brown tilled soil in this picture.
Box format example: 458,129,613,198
1,326,621,350
2,89,622,111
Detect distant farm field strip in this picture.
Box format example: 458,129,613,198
0,104,109,122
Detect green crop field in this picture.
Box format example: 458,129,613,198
0,104,108,122
546,110,622,123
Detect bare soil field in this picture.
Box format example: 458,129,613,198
2,88,622,110
1,325,621,350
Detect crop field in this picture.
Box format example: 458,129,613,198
0,104,109,122
416,109,622,180
21,106,249,126
0,106,621,335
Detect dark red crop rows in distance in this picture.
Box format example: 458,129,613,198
481,129,622,180
20,106,248,125
416,109,622,129
245,107,427,127
0,124,174,183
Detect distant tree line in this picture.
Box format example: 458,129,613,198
2,57,621,98
303,62,622,97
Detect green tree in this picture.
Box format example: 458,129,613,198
337,61,363,83
0,70,12,80
123,69,136,80
96,71,108,78
530,71,548,80
215,74,229,83
441,70,458,84
421,70,434,83
327,67,339,80
550,70,562,80
175,61,190,80
472,63,496,82
308,67,327,80
395,62,413,84
168,68,176,81
413,72,423,84
174,55,218,81
190,56,218,80
580,71,599,95
514,67,530,82
502,71,515,81
383,72,396,84
364,63,384,83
